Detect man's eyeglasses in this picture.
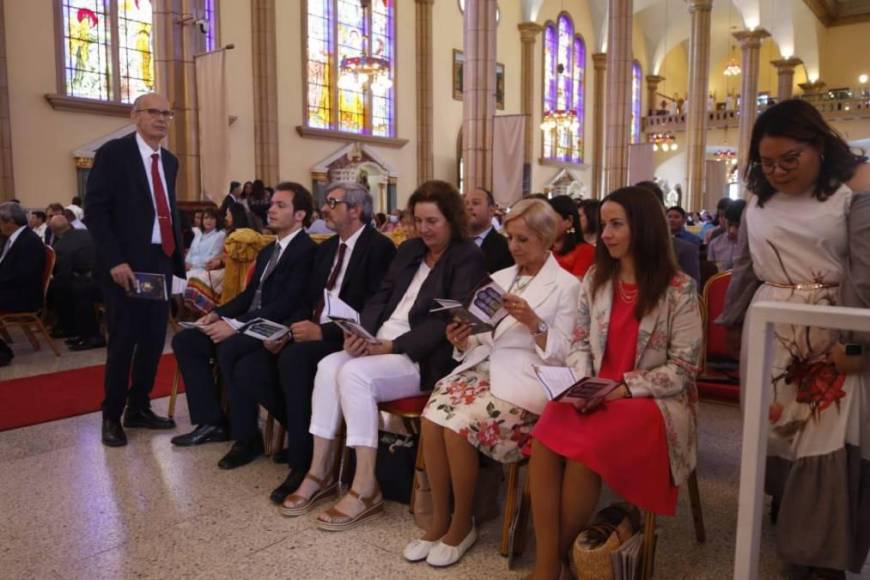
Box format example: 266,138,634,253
324,197,348,209
753,149,806,175
135,108,175,120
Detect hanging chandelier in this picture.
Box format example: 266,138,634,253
714,150,738,164
724,57,742,77
540,63,579,132
650,132,678,152
338,0,393,93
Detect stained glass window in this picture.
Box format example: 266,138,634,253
305,0,396,137
59,0,156,104
203,0,217,52
631,61,642,144
542,13,585,164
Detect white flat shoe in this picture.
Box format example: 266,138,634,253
402,538,437,562
425,526,478,567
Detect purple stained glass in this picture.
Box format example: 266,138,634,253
631,61,642,144
542,23,556,159
204,0,216,51
63,0,111,101
573,36,585,163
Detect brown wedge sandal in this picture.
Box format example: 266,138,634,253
315,489,384,532
278,473,337,517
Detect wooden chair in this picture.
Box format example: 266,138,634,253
0,245,60,356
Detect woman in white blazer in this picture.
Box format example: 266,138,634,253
403,199,581,568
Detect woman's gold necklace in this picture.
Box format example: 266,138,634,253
617,279,638,304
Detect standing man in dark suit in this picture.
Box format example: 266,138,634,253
225,182,396,501
465,188,513,274
85,93,186,447
171,183,318,469
0,202,47,366
219,181,242,217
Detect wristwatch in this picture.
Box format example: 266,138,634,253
531,320,549,337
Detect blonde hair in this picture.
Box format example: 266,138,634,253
503,198,558,248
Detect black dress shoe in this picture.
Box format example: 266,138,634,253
269,469,306,504
64,336,81,345
102,418,128,447
68,336,107,351
218,438,265,470
272,448,289,464
123,408,176,430
171,424,230,447
50,328,74,339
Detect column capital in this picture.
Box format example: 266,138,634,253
592,52,607,70
733,28,771,48
687,0,713,13
414,0,435,5
517,22,543,42
770,56,802,72
645,74,665,84
799,80,827,94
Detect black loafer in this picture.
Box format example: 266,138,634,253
218,438,265,470
270,470,306,505
171,424,230,447
68,336,107,351
123,408,176,430
64,336,81,345
102,418,127,447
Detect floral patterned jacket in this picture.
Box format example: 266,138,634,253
567,270,703,486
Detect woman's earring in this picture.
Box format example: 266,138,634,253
566,226,576,235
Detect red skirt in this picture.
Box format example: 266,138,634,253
530,398,678,516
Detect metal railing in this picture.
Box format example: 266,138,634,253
734,301,870,579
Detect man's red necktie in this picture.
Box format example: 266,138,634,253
150,153,176,257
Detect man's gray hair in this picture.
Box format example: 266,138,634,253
326,182,374,223
0,201,26,226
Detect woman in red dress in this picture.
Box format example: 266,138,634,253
548,195,596,278
528,187,703,579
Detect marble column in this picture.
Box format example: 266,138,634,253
153,0,202,201
591,52,607,199
603,0,633,194
734,28,770,195
518,22,542,196
251,0,279,186
645,74,664,116
684,0,712,212
771,57,802,101
462,0,497,193
415,0,435,185
0,0,14,200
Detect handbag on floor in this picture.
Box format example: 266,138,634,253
571,503,641,580
375,431,417,504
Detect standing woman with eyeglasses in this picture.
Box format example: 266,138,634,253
720,99,870,578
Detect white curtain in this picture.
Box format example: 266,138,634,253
195,50,229,204
492,115,525,207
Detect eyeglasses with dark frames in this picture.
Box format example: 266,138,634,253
324,197,348,209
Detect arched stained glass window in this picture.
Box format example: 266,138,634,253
306,0,396,138
542,13,585,164
58,0,155,104
631,60,642,144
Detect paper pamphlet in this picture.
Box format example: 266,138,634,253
429,278,508,333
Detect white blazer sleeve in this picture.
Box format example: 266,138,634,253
533,274,581,364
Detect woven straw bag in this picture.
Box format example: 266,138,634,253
571,503,640,580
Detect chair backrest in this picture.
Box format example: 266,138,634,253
42,246,56,299
702,271,732,359
244,263,256,289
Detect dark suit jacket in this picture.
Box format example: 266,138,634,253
52,228,95,283
361,238,487,391
84,132,185,279
308,225,397,343
216,229,317,324
673,237,700,291
219,194,242,217
0,227,47,312
480,228,513,274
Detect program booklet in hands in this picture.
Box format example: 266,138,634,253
127,272,168,301
429,277,508,333
532,365,621,413
325,293,381,344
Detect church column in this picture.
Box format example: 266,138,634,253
734,28,770,195
0,0,14,200
645,74,664,116
251,0,279,186
518,22,542,196
603,0,633,194
153,0,202,200
415,0,434,185
771,56,802,101
684,0,712,212
462,0,497,193
591,52,606,199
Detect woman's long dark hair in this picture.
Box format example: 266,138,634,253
579,199,601,236
250,179,267,201
226,202,250,232
591,187,678,319
745,99,867,206
408,180,469,242
547,195,583,255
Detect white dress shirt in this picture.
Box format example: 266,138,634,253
261,228,302,282
377,261,431,341
0,225,26,264
135,131,171,245
473,226,493,247
319,225,365,324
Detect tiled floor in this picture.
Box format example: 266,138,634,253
0,327,860,579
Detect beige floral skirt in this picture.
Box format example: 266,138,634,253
422,361,538,463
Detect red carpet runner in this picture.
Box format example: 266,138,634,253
0,354,183,432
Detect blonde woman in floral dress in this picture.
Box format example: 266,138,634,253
403,199,581,568
720,100,870,578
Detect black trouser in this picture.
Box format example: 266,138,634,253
100,248,172,421
231,339,341,472
171,327,262,435
51,276,101,338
